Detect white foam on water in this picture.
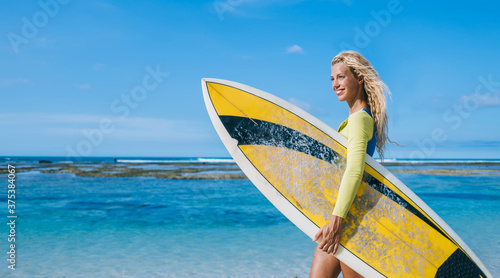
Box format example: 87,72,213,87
116,158,234,164
197,158,235,163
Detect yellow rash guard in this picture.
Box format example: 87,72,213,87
332,109,375,218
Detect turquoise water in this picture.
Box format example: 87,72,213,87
0,157,499,277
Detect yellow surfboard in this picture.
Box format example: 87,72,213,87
201,78,491,278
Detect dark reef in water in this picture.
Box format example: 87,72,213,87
1,161,499,178
2,162,247,179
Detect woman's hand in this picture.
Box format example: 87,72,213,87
313,215,344,255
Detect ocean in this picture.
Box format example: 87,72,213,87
0,156,498,277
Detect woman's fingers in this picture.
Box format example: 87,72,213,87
332,241,339,254
313,228,323,242
316,215,345,254
321,233,340,254
320,236,332,252
323,242,339,254
319,235,329,250
326,243,334,254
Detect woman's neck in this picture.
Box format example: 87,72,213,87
348,99,369,115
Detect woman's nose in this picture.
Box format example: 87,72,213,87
332,79,339,88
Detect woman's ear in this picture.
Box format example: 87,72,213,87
358,75,364,85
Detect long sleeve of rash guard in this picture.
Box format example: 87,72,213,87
332,110,374,219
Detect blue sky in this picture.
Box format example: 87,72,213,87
1,0,499,159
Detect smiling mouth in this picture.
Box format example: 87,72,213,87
335,88,344,95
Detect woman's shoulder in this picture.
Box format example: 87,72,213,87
349,108,373,122
348,109,374,137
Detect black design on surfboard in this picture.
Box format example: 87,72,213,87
219,115,340,164
364,175,452,241
435,249,486,278
220,115,453,242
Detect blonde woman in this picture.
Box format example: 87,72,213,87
310,51,391,278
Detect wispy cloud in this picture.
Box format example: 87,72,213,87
212,0,311,20
0,113,109,125
289,97,311,110
466,91,500,107
340,0,352,6
75,83,91,90
34,38,48,47
235,54,256,60
92,63,104,71
0,78,29,87
289,97,324,114
286,45,304,54
94,1,117,9
0,113,211,141
32,37,58,49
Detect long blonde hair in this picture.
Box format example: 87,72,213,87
331,51,391,159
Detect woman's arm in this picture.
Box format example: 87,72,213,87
332,111,373,218
314,111,373,254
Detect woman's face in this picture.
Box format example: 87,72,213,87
331,63,363,103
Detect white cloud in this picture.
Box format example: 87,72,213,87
34,37,48,47
288,98,325,115
477,91,500,106
94,1,117,9
235,54,256,60
0,113,107,125
212,0,312,20
92,63,104,71
289,97,311,111
33,37,57,49
0,78,29,87
458,91,500,108
286,45,304,54
75,83,91,90
0,113,210,142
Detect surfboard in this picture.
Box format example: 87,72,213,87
201,78,492,278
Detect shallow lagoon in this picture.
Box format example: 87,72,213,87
0,157,498,277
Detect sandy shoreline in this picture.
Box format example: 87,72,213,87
3,161,500,179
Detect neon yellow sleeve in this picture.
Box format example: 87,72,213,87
332,110,374,218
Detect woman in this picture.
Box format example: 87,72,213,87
310,51,391,278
